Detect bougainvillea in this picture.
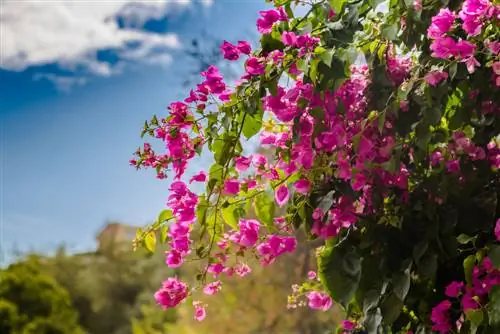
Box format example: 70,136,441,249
132,0,500,332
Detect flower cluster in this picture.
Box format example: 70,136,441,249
431,257,500,333
131,0,500,330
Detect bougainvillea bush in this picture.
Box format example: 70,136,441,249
131,0,500,332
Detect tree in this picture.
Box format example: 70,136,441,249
132,0,500,333
0,256,83,334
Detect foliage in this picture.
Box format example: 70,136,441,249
0,257,83,334
132,0,500,333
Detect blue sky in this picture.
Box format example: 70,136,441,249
0,0,273,264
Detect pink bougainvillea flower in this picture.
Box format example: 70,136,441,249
256,9,281,34
306,291,332,311
245,56,266,76
207,263,225,276
235,155,252,172
430,150,443,166
165,249,184,268
203,280,222,295
341,320,356,330
224,179,240,195
275,185,290,207
425,70,448,86
237,40,252,55
234,262,252,277
234,219,260,248
445,281,464,298
154,278,188,309
431,300,452,333
307,271,317,280
430,37,457,59
282,31,297,46
193,301,206,321
220,40,240,61
495,218,500,241
464,56,480,73
446,159,461,173
455,40,476,58
294,178,311,195
189,171,207,183
427,8,455,39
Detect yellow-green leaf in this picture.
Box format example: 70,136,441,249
145,232,156,253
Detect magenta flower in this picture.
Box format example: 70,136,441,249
275,185,290,207
193,302,206,321
220,40,240,61
445,281,464,298
203,280,222,295
165,249,184,268
495,218,500,241
256,8,287,34
306,291,332,311
427,8,455,39
154,278,189,309
237,40,252,55
341,320,356,330
234,262,252,277
245,56,265,76
430,37,457,59
224,179,240,195
294,178,311,195
431,300,452,333
237,219,260,247
425,70,448,86
430,150,443,166
446,159,461,173
307,271,317,280
189,171,207,184
235,155,252,172
455,40,476,58
282,31,297,46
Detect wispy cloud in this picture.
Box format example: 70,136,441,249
0,0,212,90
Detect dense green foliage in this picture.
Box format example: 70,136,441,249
0,258,83,334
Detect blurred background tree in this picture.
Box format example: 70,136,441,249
0,256,83,334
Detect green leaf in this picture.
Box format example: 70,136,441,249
158,209,173,223
449,62,458,80
209,163,224,183
489,245,500,269
413,241,429,263
380,293,404,325
456,234,477,245
144,232,156,253
363,307,382,333
464,255,476,286
318,244,361,307
382,23,398,41
319,48,335,68
242,112,263,139
196,195,210,226
254,192,276,229
309,57,321,82
488,286,500,326
392,267,411,301
160,225,168,244
329,0,346,14
466,309,484,333
221,204,240,230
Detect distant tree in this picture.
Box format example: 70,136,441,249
40,234,177,334
0,256,83,334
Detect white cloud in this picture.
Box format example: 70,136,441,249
0,0,213,89
33,73,89,93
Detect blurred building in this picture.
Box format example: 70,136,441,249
96,222,138,255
